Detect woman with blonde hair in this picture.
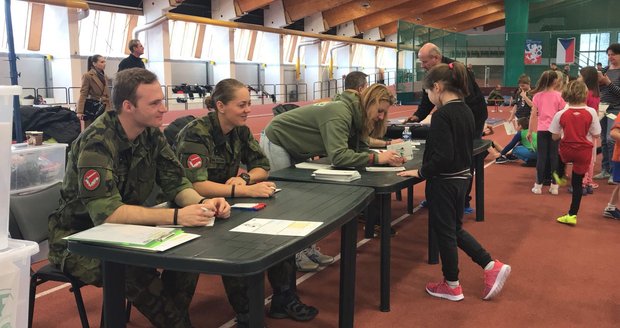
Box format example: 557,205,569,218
260,83,405,271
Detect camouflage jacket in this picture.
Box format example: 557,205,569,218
48,111,193,265
175,111,270,184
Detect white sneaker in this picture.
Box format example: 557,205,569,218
531,183,542,194
549,183,559,195
295,252,319,272
304,245,334,266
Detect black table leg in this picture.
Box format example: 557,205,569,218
365,198,379,239
102,261,126,328
379,193,391,312
247,272,265,328
339,218,357,328
407,186,414,214
475,150,488,222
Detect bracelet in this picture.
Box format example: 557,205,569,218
199,197,209,204
231,184,236,198
173,208,179,225
368,153,375,165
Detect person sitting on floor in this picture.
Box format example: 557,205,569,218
487,85,505,111
496,117,538,166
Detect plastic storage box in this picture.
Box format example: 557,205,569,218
1,85,22,251
0,239,38,327
10,143,67,195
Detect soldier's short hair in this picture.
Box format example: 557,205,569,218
128,39,141,52
112,68,158,112
344,71,368,90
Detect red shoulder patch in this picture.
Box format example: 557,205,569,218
187,154,203,169
83,169,101,191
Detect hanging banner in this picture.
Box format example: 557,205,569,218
524,39,543,64
556,37,576,64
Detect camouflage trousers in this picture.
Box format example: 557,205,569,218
222,257,294,314
60,252,199,328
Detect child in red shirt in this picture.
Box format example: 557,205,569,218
549,80,601,225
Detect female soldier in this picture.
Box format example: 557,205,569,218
77,55,110,129
259,83,405,269
175,78,318,327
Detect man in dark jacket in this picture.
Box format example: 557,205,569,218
406,43,488,137
118,39,145,72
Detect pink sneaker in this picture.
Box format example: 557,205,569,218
425,280,464,301
482,260,511,300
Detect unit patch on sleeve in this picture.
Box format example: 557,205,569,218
83,169,101,191
187,154,203,169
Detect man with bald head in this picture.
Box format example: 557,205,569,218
407,43,488,137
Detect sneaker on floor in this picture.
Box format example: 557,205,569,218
482,260,511,300
590,183,599,189
556,214,577,226
268,292,318,321
552,172,568,186
295,252,319,272
531,183,542,194
594,171,611,179
608,176,617,185
603,208,620,220
425,280,464,301
549,183,559,195
464,207,474,215
505,154,518,161
420,199,428,208
495,155,508,164
304,245,334,266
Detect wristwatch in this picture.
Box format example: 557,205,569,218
239,173,251,185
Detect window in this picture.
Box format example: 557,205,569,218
79,11,144,57
0,1,31,52
169,20,199,59
579,32,610,67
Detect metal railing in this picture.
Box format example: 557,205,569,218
19,83,309,110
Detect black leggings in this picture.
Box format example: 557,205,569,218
427,177,492,282
536,131,559,184
569,172,585,216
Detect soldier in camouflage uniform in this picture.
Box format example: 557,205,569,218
175,78,318,326
48,68,231,328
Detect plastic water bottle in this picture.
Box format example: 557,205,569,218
402,126,412,142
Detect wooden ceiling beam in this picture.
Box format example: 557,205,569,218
379,21,398,37
414,0,502,27
354,0,458,33
483,19,505,31
322,0,410,28
452,11,506,32
235,0,274,13
428,3,504,30
282,0,350,21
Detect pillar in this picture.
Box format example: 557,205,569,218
504,0,530,86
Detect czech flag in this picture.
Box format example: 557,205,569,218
556,38,575,64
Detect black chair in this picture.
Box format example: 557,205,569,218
9,182,131,328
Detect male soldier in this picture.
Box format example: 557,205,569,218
175,78,318,327
118,39,145,72
48,68,231,328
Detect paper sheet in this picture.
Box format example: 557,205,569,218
230,218,323,236
295,162,333,170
